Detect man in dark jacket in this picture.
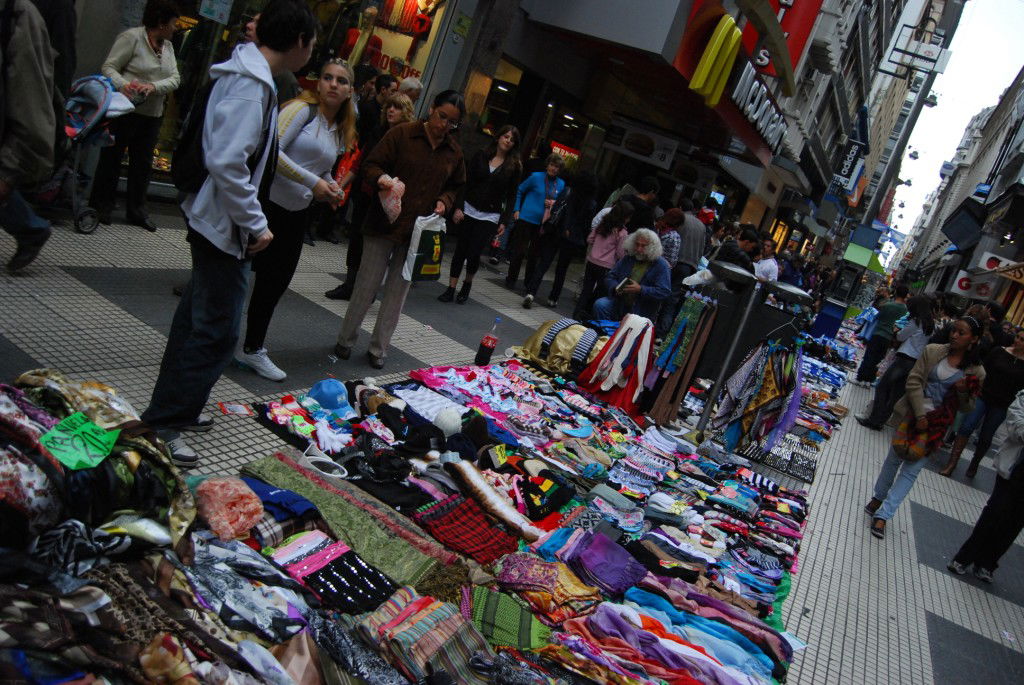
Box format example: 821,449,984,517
593,228,671,322
623,176,660,233
713,226,759,273
1,0,56,274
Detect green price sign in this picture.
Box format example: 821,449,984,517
40,412,120,470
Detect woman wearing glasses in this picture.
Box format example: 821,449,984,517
334,90,467,369
234,58,355,381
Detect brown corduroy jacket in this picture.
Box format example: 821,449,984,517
360,120,466,244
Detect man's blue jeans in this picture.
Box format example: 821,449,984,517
142,231,250,430
0,190,50,242
872,446,928,520
592,296,623,321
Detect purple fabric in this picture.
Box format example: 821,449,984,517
1,384,58,429
568,532,647,596
764,347,802,450
586,604,743,685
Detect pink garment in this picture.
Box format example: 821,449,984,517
586,225,628,268
196,477,264,541
379,178,406,223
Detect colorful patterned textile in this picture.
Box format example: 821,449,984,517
241,454,440,585
470,585,551,649
413,495,518,565
250,512,325,549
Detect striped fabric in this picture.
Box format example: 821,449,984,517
471,585,551,649
427,620,493,685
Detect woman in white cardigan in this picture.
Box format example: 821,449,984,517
89,0,181,231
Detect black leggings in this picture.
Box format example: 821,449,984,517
244,200,309,350
573,261,609,320
449,216,497,279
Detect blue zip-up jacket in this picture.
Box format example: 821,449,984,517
514,171,564,225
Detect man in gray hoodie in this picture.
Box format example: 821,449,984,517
142,0,316,466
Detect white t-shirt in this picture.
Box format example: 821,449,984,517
754,257,779,282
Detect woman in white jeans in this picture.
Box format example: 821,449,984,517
865,316,984,539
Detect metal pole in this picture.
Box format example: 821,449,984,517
696,281,763,433
861,0,966,226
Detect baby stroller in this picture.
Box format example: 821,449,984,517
34,75,134,234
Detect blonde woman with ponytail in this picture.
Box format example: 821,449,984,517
235,58,357,382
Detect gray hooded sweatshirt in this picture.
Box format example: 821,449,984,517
181,42,277,259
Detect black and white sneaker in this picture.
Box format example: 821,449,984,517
973,566,993,583
160,433,199,468
947,560,969,575
180,412,215,432
522,294,534,309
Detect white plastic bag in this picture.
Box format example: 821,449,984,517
402,213,448,281
682,268,716,287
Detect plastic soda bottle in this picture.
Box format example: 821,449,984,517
475,317,501,365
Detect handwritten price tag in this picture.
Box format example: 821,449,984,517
40,412,120,470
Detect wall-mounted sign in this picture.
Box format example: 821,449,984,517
603,119,678,170
199,0,232,25
550,141,581,165
833,139,866,189
741,0,825,78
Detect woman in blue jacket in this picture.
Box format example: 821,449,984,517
505,153,565,289
593,228,671,322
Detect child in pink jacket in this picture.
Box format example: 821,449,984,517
572,199,634,320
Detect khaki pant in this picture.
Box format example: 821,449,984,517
337,234,412,359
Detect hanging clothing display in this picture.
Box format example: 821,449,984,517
577,314,656,416
646,293,719,425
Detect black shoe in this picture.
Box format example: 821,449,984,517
6,226,52,273
488,256,500,266
180,412,215,433
456,283,472,304
856,416,881,431
325,226,344,244
95,209,111,225
128,214,157,232
367,351,385,369
333,343,351,360
304,235,315,246
325,283,353,300
437,286,455,302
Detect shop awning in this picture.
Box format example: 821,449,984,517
940,197,986,249
843,244,886,275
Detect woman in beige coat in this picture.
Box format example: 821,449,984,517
864,316,985,539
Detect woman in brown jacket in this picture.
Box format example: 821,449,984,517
864,317,985,539
333,90,467,369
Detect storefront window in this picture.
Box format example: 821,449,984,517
149,1,451,186
478,59,523,136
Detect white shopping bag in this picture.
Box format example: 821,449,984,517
402,213,448,281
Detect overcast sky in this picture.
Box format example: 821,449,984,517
889,0,1024,234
